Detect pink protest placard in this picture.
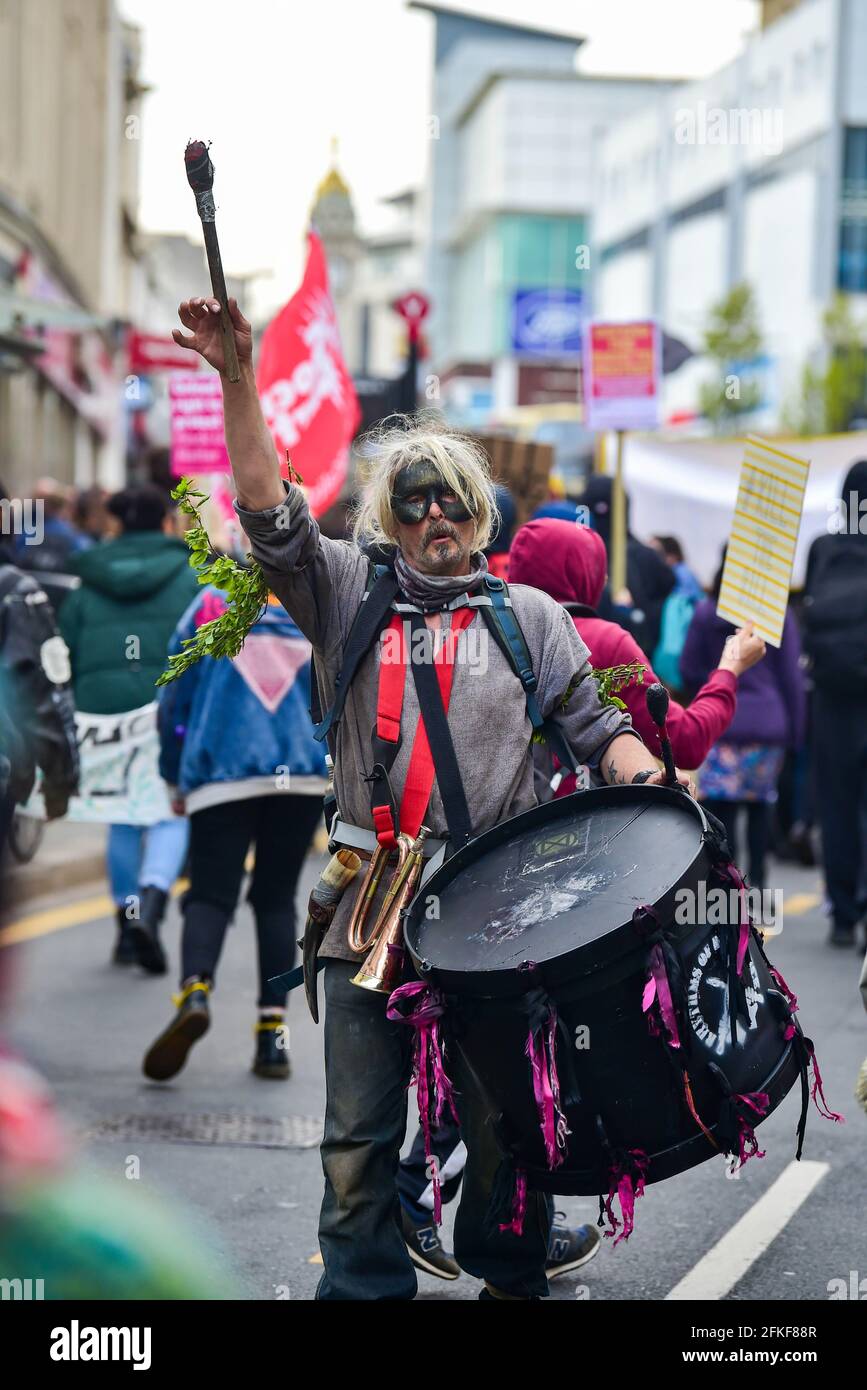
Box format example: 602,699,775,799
169,371,230,476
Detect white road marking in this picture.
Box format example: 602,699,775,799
665,1160,829,1301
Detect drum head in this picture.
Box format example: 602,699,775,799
408,786,707,979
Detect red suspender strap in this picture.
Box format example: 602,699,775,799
376,614,407,746
373,608,475,847
370,614,407,849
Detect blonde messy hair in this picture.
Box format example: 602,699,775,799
350,412,496,553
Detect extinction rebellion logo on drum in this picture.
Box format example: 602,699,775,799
686,934,765,1054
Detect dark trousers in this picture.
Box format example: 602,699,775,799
398,1114,556,1240
398,1115,467,1222
703,798,773,890
812,689,867,929
181,793,323,1008
317,960,551,1300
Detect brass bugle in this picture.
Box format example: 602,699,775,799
348,826,430,994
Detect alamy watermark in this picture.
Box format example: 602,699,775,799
0,497,44,545
674,102,783,154
379,621,489,676
827,491,867,535
675,882,783,936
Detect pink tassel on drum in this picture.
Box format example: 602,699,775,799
498,1168,528,1237
732,1090,770,1168
602,1149,649,1246
803,1038,844,1125
524,1001,570,1170
387,981,459,1225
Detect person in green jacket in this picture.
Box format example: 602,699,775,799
60,485,199,973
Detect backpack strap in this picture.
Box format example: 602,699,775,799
479,573,581,776
313,561,400,750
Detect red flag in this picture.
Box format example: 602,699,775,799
257,231,360,516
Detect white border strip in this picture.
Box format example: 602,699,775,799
665,1160,829,1301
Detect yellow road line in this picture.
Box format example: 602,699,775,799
1,878,189,947
1,892,114,945
782,893,821,915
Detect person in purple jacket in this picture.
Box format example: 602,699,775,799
680,549,806,893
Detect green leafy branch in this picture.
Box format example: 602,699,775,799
594,661,647,711
530,661,647,745
156,477,268,687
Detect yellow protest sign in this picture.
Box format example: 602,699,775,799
716,435,810,647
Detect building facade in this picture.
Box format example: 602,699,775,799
311,157,424,383
0,0,143,496
413,3,671,424
594,0,867,427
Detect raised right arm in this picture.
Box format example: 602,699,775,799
172,295,366,650
173,296,283,510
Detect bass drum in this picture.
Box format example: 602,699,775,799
404,785,801,1195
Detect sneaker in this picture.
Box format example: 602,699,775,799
401,1207,461,1280
142,980,210,1081
546,1216,601,1279
252,1018,291,1079
112,908,138,966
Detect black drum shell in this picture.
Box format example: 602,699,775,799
404,786,801,1194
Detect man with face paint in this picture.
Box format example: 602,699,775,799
172,294,695,1302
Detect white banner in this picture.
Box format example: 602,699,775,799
24,702,175,826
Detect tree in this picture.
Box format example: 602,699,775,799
785,295,867,436
698,283,764,431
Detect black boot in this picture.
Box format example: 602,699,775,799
142,979,211,1081
112,907,138,966
132,886,169,975
252,1016,291,1079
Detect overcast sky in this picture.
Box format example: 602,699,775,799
118,0,760,317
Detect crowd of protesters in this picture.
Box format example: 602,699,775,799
1,454,866,1026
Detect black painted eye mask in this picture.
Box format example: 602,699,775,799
390,461,474,525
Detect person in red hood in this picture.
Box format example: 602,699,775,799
508,519,766,788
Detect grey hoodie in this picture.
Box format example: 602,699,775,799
237,486,641,960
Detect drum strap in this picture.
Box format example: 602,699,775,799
369,608,475,850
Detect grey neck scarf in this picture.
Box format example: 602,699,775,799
393,548,489,611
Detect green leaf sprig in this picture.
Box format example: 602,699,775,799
593,661,647,711
156,477,268,687
530,660,647,745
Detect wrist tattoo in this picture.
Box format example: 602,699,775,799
606,758,628,785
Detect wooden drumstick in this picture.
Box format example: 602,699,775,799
646,682,678,787
184,140,240,383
